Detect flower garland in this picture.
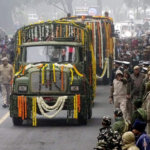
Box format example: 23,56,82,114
74,95,81,119
18,30,21,55
96,59,108,79
32,97,37,126
74,95,78,119
93,22,96,60
42,64,48,85
100,21,104,68
70,68,74,85
97,22,101,68
36,96,67,119
18,96,27,120
53,64,56,82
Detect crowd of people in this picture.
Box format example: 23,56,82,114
0,28,15,108
95,19,150,150
115,29,150,65
95,60,150,149
0,28,15,65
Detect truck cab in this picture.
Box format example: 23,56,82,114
10,21,96,126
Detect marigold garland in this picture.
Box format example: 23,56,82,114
32,97,37,126
73,65,83,77
74,95,78,119
18,96,27,120
53,64,56,82
70,68,74,85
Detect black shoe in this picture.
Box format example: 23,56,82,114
2,104,7,108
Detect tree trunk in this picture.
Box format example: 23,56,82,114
66,0,73,15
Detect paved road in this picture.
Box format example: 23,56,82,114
0,86,115,150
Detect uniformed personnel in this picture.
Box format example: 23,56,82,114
110,60,123,86
0,57,13,108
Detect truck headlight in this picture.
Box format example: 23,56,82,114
18,85,28,92
70,86,79,91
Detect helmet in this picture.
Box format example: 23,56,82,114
102,116,111,126
114,108,123,117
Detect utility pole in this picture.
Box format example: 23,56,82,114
97,0,102,15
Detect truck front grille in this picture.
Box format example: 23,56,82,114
31,71,67,93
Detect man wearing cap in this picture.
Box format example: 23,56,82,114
132,119,150,150
110,60,123,86
131,66,145,99
122,61,133,74
0,57,13,108
109,70,128,120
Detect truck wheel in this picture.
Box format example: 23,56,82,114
78,112,88,125
88,104,92,119
12,117,23,126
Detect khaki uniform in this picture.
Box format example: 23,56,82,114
110,78,128,120
0,54,10,63
0,64,13,104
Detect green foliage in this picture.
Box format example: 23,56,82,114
124,0,150,9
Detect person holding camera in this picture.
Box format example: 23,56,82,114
109,70,128,120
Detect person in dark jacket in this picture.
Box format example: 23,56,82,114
131,66,145,100
123,61,133,74
139,71,150,99
132,119,150,150
124,70,135,120
131,99,147,126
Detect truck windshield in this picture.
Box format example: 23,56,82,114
24,46,76,63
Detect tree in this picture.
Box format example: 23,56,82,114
0,0,73,32
123,0,150,17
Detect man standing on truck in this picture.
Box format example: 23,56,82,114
0,57,13,108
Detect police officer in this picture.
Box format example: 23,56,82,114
122,61,133,74
0,57,13,108
110,60,123,86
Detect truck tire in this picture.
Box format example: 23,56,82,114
78,111,88,125
88,104,92,119
12,117,23,126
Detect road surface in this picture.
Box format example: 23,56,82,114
0,86,116,150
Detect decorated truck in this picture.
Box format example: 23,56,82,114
61,16,115,84
10,20,96,126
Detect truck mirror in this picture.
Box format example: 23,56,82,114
87,51,92,62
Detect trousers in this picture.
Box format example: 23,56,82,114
126,100,134,120
1,84,11,104
114,96,128,121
